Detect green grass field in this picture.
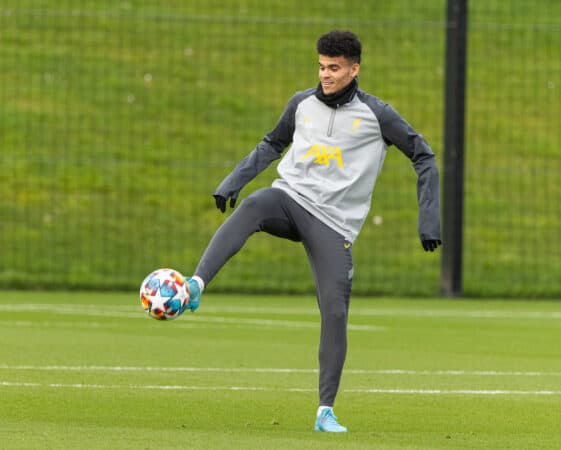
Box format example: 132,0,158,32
2,291,561,449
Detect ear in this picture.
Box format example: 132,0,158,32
351,63,360,78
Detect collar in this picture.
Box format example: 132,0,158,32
315,78,358,108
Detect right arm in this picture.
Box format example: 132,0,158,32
213,92,306,212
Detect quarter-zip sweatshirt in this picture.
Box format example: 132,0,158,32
214,85,441,243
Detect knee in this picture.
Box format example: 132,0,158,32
318,282,351,323
320,300,348,325
238,193,260,212
237,189,271,215
319,302,348,347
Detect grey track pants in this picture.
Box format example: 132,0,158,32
195,187,353,407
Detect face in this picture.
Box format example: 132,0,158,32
318,54,360,95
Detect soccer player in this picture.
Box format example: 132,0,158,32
184,30,441,432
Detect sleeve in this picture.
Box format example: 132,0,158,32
377,103,441,241
213,93,301,199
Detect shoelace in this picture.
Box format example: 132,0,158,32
321,411,339,425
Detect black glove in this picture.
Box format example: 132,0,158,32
213,193,238,213
422,239,442,252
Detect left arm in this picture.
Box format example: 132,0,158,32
377,103,441,251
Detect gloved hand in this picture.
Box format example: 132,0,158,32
213,192,239,213
422,239,442,252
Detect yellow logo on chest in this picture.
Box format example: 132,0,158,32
300,144,344,168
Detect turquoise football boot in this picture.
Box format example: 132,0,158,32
314,408,347,433
184,277,201,312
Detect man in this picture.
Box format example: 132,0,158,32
184,30,441,432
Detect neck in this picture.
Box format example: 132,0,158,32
315,78,358,108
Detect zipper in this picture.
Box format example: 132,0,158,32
327,106,338,137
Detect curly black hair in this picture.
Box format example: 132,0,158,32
316,30,362,64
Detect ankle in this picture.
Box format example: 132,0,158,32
191,275,205,293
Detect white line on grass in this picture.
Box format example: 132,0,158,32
1,380,560,396
343,388,561,396
0,306,383,331
1,364,561,377
0,318,382,332
200,305,561,319
3,303,561,320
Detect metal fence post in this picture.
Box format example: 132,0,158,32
441,0,468,297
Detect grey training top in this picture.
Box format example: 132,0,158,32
215,87,441,243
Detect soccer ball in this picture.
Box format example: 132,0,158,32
140,268,190,320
